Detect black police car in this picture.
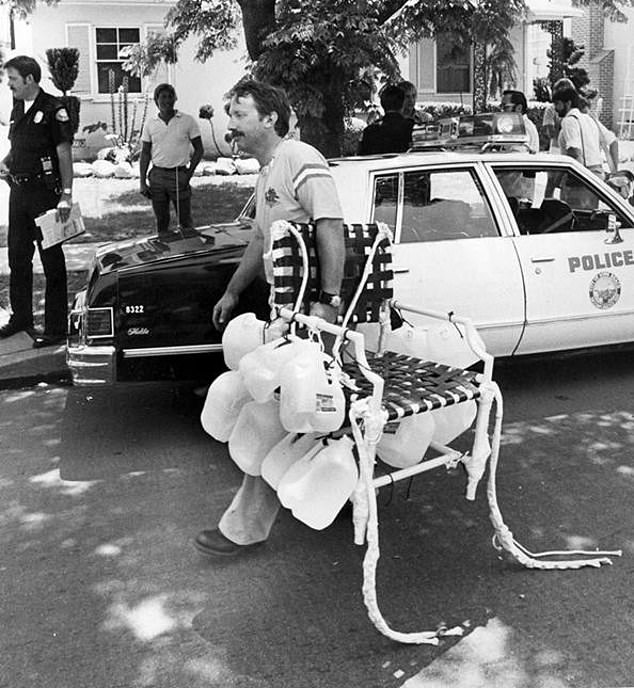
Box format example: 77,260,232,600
67,197,269,384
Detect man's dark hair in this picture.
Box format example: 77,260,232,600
4,55,41,83
552,86,579,109
229,79,291,137
397,80,416,95
153,83,176,103
380,85,405,113
502,89,528,114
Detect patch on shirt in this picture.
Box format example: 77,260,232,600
55,108,70,122
265,187,280,206
33,111,43,124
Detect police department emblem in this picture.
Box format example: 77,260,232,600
264,187,279,206
589,271,621,310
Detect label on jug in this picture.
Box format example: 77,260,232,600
315,393,336,413
383,420,399,435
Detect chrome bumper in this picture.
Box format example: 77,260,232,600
66,344,116,385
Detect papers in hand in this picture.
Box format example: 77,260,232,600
35,203,85,249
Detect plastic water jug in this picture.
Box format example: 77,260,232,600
279,348,327,433
222,312,266,370
310,364,346,433
425,322,485,369
431,400,477,446
228,399,287,476
200,370,252,442
377,412,435,468
261,432,321,490
384,323,429,358
240,338,317,403
278,436,358,530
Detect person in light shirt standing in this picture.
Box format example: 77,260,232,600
139,84,203,237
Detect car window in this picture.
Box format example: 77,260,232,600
493,166,632,235
372,174,399,231
400,169,498,242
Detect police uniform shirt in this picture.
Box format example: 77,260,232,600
8,89,74,176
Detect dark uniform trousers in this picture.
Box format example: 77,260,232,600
7,89,73,336
8,181,67,335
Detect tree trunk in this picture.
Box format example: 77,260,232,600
236,0,276,60
297,79,346,158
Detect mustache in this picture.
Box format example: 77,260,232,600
224,131,242,143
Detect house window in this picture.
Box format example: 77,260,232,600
96,27,142,94
436,38,471,93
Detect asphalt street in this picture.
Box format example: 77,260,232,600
0,348,632,688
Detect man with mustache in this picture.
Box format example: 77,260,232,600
196,79,345,557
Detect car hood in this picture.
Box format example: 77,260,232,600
93,221,253,275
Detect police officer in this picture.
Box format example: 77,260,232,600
0,55,73,347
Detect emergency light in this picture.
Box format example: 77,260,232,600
411,112,527,151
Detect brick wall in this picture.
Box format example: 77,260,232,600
571,6,616,129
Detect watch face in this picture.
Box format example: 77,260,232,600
330,295,342,308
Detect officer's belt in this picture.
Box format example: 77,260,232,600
152,165,188,171
9,172,45,185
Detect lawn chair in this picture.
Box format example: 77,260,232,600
268,219,621,645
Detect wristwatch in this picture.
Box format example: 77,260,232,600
62,188,72,195
318,290,342,308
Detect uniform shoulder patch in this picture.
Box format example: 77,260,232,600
56,108,70,122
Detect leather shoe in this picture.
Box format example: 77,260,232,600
32,333,66,349
0,320,32,338
194,528,263,557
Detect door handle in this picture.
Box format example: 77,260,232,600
530,256,555,263
393,267,410,274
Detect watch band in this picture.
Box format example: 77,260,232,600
318,290,342,308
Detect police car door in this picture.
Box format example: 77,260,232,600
371,164,525,356
490,161,634,354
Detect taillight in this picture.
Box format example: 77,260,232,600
86,307,114,338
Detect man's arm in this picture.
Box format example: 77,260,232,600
212,232,264,330
311,217,345,323
187,136,204,179
55,140,73,222
139,141,152,197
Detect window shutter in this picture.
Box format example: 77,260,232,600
144,24,170,93
410,39,435,93
65,24,92,94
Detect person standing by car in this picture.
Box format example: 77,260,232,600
0,55,73,347
195,79,345,558
139,84,203,237
396,80,432,125
501,90,539,153
553,85,615,178
358,84,413,155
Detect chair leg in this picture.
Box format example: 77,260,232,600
350,401,463,645
484,382,622,570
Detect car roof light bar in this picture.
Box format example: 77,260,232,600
410,112,528,152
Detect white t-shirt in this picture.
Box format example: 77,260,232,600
141,110,201,168
256,138,343,283
558,108,603,170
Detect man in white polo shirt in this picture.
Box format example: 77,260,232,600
139,83,203,236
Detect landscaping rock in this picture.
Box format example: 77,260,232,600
93,160,116,178
114,162,134,179
235,157,260,175
201,162,216,176
216,157,237,175
73,162,94,177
